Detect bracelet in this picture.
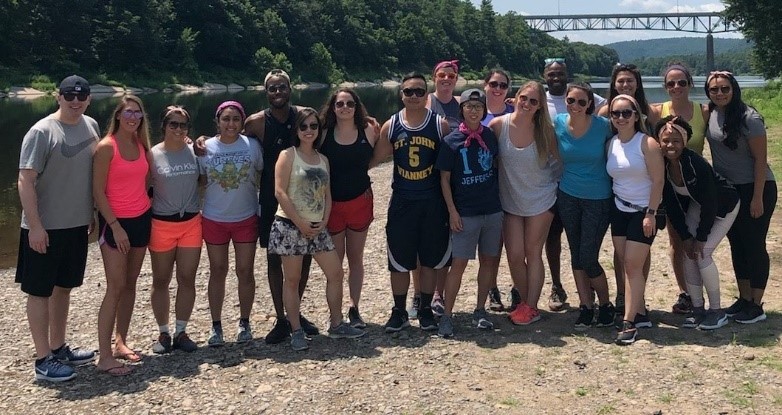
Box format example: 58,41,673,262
108,219,118,226
644,208,656,215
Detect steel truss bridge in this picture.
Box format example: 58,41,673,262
522,12,741,70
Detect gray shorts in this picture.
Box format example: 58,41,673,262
451,212,503,260
267,216,335,256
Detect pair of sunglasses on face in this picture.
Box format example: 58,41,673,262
435,72,457,80
566,97,589,107
402,88,426,97
609,109,637,119
335,100,356,109
488,81,509,90
62,93,89,102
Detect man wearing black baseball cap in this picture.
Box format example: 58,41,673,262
16,74,99,381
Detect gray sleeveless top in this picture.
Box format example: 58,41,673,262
498,115,558,216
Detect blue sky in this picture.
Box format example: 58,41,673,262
471,0,742,45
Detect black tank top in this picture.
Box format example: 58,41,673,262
388,109,444,199
320,127,373,201
257,107,297,204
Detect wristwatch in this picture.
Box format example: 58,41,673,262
645,208,656,215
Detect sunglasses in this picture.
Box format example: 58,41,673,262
335,100,356,109
614,63,637,71
167,121,190,130
298,122,319,132
435,72,457,80
708,85,732,95
610,109,636,119
566,97,588,107
545,58,565,65
62,93,89,102
665,79,689,89
519,95,539,106
267,84,289,94
488,81,509,90
402,88,427,97
121,110,144,120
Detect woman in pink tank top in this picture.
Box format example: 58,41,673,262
93,95,152,375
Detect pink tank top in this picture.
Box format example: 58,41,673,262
105,135,151,217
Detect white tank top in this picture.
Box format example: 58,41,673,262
275,148,330,222
606,131,652,212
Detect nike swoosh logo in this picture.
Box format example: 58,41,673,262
61,136,97,158
37,368,48,376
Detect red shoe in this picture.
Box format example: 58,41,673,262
509,303,541,325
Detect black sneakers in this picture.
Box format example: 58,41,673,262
574,305,594,330
418,306,438,331
488,287,505,311
384,307,411,333
595,303,615,327
299,314,320,336
725,297,752,317
264,318,291,344
734,302,767,324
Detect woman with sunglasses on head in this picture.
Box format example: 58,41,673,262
271,108,366,351
93,95,152,375
488,81,560,325
650,62,710,315
318,89,379,329
554,83,616,331
147,106,201,354
704,71,776,324
598,63,655,315
606,95,664,345
656,116,739,330
199,101,263,347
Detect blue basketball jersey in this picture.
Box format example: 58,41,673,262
388,109,444,199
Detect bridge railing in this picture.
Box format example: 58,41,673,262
523,12,739,34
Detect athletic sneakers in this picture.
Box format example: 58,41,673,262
574,305,594,330
682,306,706,328
431,294,445,317
35,355,76,382
509,303,541,325
488,287,505,311
236,320,253,343
290,329,309,351
52,344,96,365
633,313,653,328
507,287,522,312
418,306,439,331
265,318,291,344
438,315,454,338
472,308,494,330
327,321,366,339
152,332,173,354
615,321,637,345
672,292,693,314
734,302,767,324
348,306,367,329
408,295,420,320
173,331,198,352
725,297,751,317
207,326,225,347
595,303,616,327
548,285,567,311
699,309,729,330
385,307,411,333
299,314,320,336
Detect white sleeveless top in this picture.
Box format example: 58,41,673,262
275,148,330,222
606,131,651,212
498,115,558,216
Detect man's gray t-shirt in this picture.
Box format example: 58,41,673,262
706,107,775,185
149,143,201,217
19,115,100,230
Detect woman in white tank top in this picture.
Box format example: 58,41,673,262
605,95,664,345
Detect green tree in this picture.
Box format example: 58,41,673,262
723,0,782,78
307,42,342,84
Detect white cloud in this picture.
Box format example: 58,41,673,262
665,3,725,13
618,0,672,12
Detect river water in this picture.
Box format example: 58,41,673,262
0,77,766,268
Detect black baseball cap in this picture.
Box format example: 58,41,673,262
59,75,90,95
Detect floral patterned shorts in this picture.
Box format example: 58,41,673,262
267,216,335,256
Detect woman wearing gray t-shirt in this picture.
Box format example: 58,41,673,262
704,71,777,325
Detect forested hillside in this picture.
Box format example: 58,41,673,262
0,0,618,88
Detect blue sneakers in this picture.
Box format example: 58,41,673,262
35,355,76,382
53,344,96,366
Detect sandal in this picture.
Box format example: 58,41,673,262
98,364,134,377
113,350,142,363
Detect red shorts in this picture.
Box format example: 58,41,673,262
327,188,374,234
202,215,258,245
149,214,203,252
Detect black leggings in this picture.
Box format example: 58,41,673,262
557,190,612,278
727,181,777,289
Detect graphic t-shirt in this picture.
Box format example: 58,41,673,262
149,143,201,216
198,134,263,222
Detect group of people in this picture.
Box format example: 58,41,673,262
16,58,776,382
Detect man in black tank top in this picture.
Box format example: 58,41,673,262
243,70,317,344
373,73,451,334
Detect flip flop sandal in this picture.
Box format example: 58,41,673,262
99,364,134,377
113,351,142,363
